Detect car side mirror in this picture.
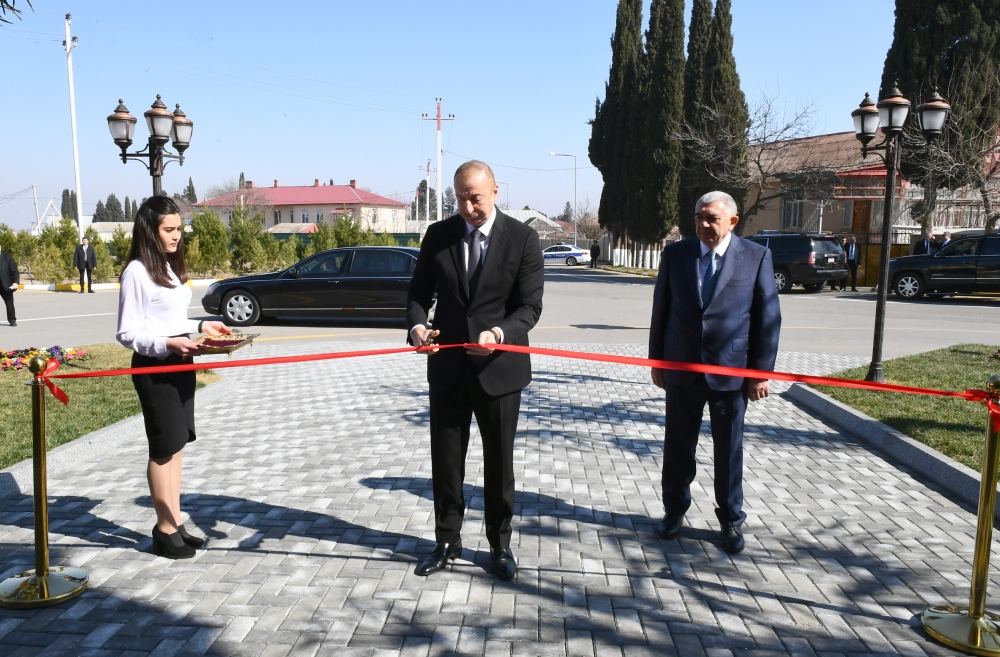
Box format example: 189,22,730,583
287,267,299,278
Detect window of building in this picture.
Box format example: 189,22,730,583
316,210,324,223
841,200,853,229
288,208,295,223
273,210,279,225
301,209,309,223
782,199,804,230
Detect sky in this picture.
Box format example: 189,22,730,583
0,1,898,231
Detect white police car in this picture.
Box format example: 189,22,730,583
542,244,591,266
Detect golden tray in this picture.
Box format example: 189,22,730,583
195,332,260,355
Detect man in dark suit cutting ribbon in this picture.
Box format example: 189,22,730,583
648,191,781,554
406,160,544,580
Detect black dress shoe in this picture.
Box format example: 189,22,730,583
657,514,684,539
8,321,15,327
152,526,196,559
721,524,745,554
491,548,517,581
415,541,462,576
177,524,205,549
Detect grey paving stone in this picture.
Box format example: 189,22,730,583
0,343,989,656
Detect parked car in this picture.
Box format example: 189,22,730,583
746,231,847,293
889,233,1000,299
542,244,590,266
202,246,420,326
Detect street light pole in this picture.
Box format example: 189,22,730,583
107,96,193,197
550,152,577,245
63,14,85,241
851,85,950,383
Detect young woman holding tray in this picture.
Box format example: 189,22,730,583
116,195,231,559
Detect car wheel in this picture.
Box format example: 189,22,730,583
893,273,925,299
222,290,261,326
803,282,824,293
566,256,578,266
773,269,790,293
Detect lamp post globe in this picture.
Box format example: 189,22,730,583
109,95,193,197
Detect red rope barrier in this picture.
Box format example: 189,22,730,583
35,342,996,422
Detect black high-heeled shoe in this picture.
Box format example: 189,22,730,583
152,526,196,559
177,524,205,549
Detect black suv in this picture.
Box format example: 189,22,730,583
746,232,847,293
889,233,1000,299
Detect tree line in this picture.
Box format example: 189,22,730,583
591,0,1000,253
0,209,407,285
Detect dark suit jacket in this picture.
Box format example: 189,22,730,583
913,238,936,255
407,212,544,396
0,252,19,290
648,236,781,391
844,242,860,263
74,244,96,270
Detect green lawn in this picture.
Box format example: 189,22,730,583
0,344,216,470
815,343,999,471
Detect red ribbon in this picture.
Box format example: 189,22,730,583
34,342,1000,427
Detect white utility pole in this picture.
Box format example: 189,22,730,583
422,98,454,222
31,185,40,227
550,152,578,246
64,14,85,241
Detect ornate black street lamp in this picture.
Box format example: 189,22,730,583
851,84,950,382
107,95,193,196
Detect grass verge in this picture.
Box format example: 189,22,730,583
0,344,218,470
815,343,998,471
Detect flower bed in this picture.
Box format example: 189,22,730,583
1,346,89,372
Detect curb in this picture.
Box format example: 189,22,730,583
784,383,998,521
0,375,235,499
19,279,217,292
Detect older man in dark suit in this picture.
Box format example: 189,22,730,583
407,160,544,580
0,245,19,327
73,236,97,293
649,191,781,553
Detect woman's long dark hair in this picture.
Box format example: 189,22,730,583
123,195,188,287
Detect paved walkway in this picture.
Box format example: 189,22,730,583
0,341,986,656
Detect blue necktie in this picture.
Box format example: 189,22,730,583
701,251,719,307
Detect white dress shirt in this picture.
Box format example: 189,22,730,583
116,260,199,358
698,232,732,297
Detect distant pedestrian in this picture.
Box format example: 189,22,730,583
73,236,97,294
843,235,860,291
589,240,600,268
913,229,936,255
0,244,18,327
938,231,952,252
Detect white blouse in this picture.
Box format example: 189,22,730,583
116,260,199,358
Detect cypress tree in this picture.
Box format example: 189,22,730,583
105,193,126,222
132,199,139,218
678,0,713,236
93,199,107,223
636,0,686,242
60,189,72,220
688,0,750,229
588,0,643,240
185,176,198,203
880,0,1000,228
124,195,133,221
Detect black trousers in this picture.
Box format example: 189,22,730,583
78,267,93,292
0,287,14,323
845,262,859,290
663,379,748,527
429,371,520,550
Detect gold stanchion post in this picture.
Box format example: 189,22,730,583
923,375,1000,655
0,356,88,608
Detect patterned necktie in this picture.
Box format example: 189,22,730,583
701,251,719,307
467,229,482,283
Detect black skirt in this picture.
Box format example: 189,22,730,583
131,351,196,460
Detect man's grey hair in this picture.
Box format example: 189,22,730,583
695,191,738,217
